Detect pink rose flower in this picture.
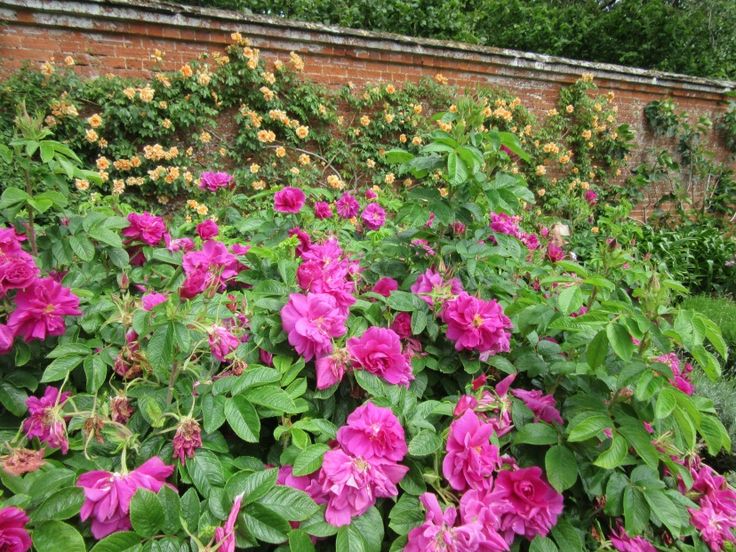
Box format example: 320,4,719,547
458,489,512,550
336,402,407,462
166,237,195,252
314,201,333,219
405,493,488,552
521,232,540,250
315,350,348,389
8,278,81,342
122,212,168,246
199,171,234,192
609,523,656,552
372,277,398,297
173,418,202,464
281,293,347,361
442,409,499,492
490,212,521,238
274,187,306,213
0,324,14,354
546,242,565,262
0,251,38,297
142,292,167,311
180,240,239,299
213,494,243,552
0,227,25,255
196,219,219,240
361,203,386,230
452,221,466,235
410,268,463,306
288,227,312,257
347,327,413,387
77,457,175,539
209,326,240,361
488,466,564,541
584,189,598,206
297,260,356,311
336,193,360,219
23,386,71,453
511,389,563,425
318,449,407,527
441,292,512,357
365,189,377,200
0,507,31,552
391,312,412,338
690,497,736,552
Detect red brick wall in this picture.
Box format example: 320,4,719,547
1,0,734,219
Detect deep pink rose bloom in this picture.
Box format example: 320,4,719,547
296,260,356,311
521,232,540,251
391,312,412,338
180,241,239,299
281,293,347,361
453,395,479,417
316,350,348,389
411,269,463,306
209,326,240,361
511,389,563,425
372,277,398,297
443,409,499,492
278,465,324,502
336,193,360,219
0,324,14,354
301,238,344,266
609,523,656,552
489,466,564,541
288,227,312,257
441,292,512,357
123,212,167,246
173,418,202,464
231,243,250,255
166,237,195,252
318,449,407,527
690,496,736,552
405,493,489,552
274,187,306,213
142,292,167,311
78,457,175,539
213,494,243,552
452,221,466,235
546,242,565,262
259,349,273,366
490,212,521,238
655,353,694,395
337,402,407,462
0,227,25,255
361,203,386,230
196,219,219,240
584,190,598,206
458,489,512,550
23,386,71,454
365,189,377,200
314,201,333,219
8,278,81,342
0,507,31,552
347,327,413,387
199,171,233,192
0,251,38,296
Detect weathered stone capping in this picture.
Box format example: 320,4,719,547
1,0,735,217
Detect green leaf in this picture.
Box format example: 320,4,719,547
158,485,182,534
557,285,584,315
225,396,261,442
130,488,165,537
88,225,124,248
69,235,95,261
594,434,628,469
617,418,660,469
90,531,141,552
514,422,559,445
545,446,577,491
179,488,200,533
202,394,226,433
257,486,318,521
242,503,290,544
336,507,383,552
567,414,611,442
41,354,86,382
187,449,225,495
408,430,443,456
32,520,85,552
623,487,649,535
293,443,329,476
388,494,423,536
226,468,278,503
32,487,84,521
386,291,425,312
0,382,28,416
691,344,721,380
244,385,298,413
642,490,683,537
84,355,107,393
586,330,608,368
655,388,678,419
607,322,636,361
0,187,29,209
385,149,414,164
530,536,559,552
147,324,175,382
289,529,316,552
551,518,584,551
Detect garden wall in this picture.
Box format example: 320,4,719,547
1,0,734,218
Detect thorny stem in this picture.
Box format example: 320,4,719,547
23,165,38,257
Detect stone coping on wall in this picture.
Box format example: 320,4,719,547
1,0,734,97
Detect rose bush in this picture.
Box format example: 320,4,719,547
0,38,734,552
